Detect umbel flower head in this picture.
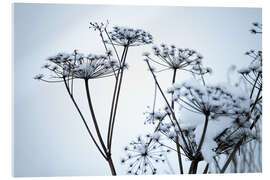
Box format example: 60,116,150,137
143,105,171,124
238,50,262,90
107,26,153,46
121,134,170,175
168,81,250,117
34,50,123,82
143,44,212,74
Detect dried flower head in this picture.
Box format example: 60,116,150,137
168,81,250,116
108,26,153,46
238,50,262,89
121,135,170,175
35,50,123,82
143,44,211,75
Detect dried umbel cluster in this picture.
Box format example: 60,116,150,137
35,20,262,175
121,134,170,175
35,22,154,176
34,50,123,81
143,105,171,124
168,81,251,117
142,81,255,160
238,50,262,89
107,26,153,46
143,44,212,74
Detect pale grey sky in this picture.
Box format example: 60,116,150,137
13,3,261,176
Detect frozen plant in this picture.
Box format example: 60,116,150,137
35,21,153,176
122,22,262,175
121,134,170,175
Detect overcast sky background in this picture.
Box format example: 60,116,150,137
13,3,261,177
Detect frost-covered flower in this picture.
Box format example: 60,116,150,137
108,26,153,46
121,135,170,175
238,50,262,88
143,44,211,74
143,106,170,124
35,50,123,82
169,80,251,116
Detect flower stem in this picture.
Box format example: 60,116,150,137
84,79,107,152
107,156,117,176
63,78,106,159
109,46,129,149
171,69,184,174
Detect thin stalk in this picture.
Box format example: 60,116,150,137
145,60,189,153
220,138,243,173
171,69,184,174
176,136,184,174
109,46,129,149
63,78,106,159
171,69,177,109
188,160,199,174
250,84,262,129
107,46,127,148
107,156,117,176
84,79,107,152
250,72,261,99
196,113,210,155
203,163,209,174
188,113,209,174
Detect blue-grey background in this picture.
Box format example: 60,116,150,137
13,3,262,176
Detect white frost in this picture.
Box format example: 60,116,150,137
194,117,234,163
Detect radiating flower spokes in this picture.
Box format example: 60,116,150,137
107,26,153,46
238,50,262,91
34,50,126,82
143,44,212,75
121,134,170,175
167,81,251,118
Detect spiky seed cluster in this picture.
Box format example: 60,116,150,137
89,21,108,32
35,50,123,81
143,106,171,124
152,119,200,161
121,135,169,175
238,50,262,91
168,81,250,117
143,44,212,74
238,50,262,75
108,26,153,46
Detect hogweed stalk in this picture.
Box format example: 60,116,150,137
35,22,153,176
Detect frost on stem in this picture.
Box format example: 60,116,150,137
121,134,170,175
165,81,256,162
145,80,255,164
